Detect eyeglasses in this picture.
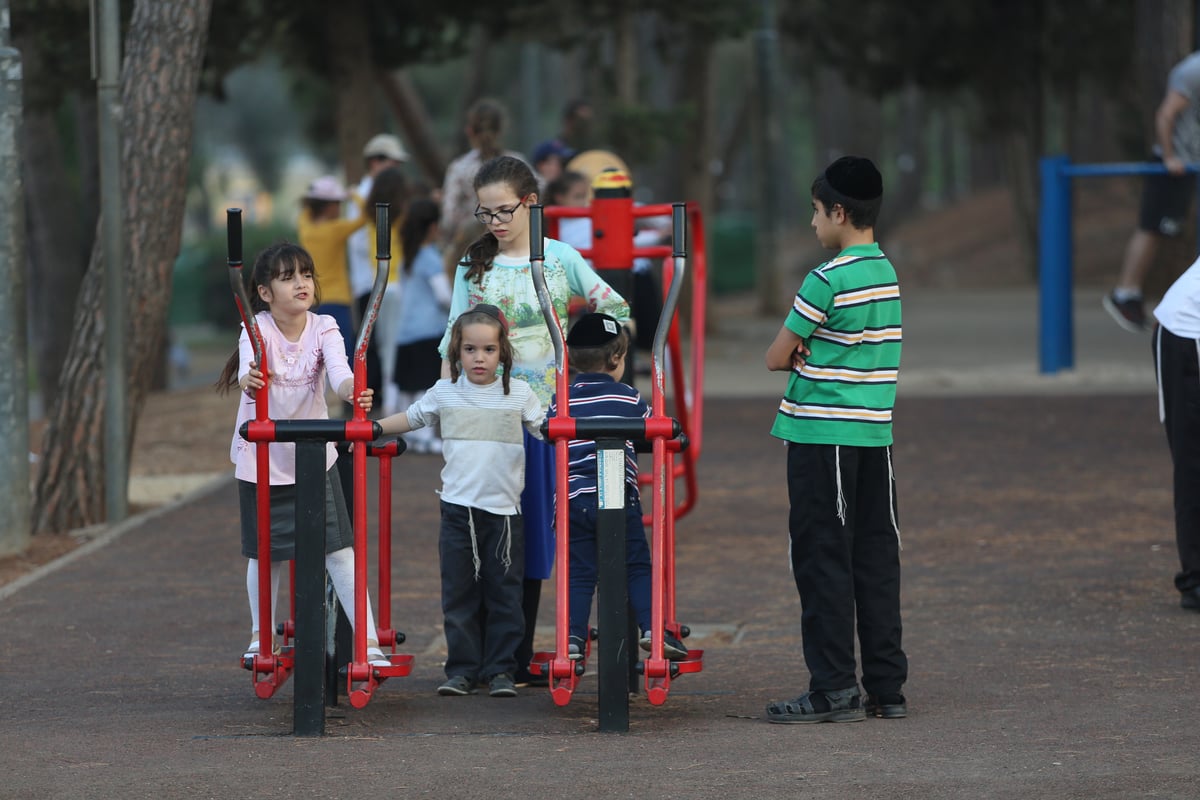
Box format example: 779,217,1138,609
474,196,528,225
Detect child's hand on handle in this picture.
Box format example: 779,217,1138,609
336,378,373,412
240,362,266,396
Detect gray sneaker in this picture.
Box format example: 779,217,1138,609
437,675,475,696
488,672,517,697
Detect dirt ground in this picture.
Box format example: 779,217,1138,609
2,393,1194,799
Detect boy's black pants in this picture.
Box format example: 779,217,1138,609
1153,325,1200,592
786,442,907,697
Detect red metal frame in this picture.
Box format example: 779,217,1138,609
226,211,296,698
544,201,707,521
533,197,708,707
344,206,413,708
229,206,414,707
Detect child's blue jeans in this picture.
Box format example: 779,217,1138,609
566,493,653,641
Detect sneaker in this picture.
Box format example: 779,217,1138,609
488,672,518,697
567,635,586,661
1102,291,1148,333
864,692,908,719
639,629,689,661
765,687,866,724
437,675,476,696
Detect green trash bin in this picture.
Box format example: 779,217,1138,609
709,214,756,295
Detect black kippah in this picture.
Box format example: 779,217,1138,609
567,313,621,347
824,156,882,201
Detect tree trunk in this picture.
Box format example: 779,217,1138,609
16,28,96,414
377,69,449,187
614,2,637,106
326,0,378,184
887,83,924,231
677,31,716,331
22,105,87,413
32,0,213,535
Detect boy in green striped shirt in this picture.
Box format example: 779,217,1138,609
763,156,908,724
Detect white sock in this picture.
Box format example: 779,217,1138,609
325,547,379,646
1113,287,1143,302
246,559,283,636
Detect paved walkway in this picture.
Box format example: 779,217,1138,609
4,287,1193,799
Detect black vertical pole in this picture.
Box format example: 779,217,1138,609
293,440,328,736
595,438,630,732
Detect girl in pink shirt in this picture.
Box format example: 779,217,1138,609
216,242,386,666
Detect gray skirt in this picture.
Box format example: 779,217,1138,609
238,466,355,561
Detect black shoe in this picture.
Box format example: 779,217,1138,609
639,629,689,661
864,692,908,719
488,672,517,697
1102,292,1148,333
437,675,475,696
1180,587,1200,611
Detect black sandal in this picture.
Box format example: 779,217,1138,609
765,687,866,724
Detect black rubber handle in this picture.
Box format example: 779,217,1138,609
530,204,544,260
375,203,390,259
227,208,243,266
672,203,686,258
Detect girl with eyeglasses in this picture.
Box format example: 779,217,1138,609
438,155,631,687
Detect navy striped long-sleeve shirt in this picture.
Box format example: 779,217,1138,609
547,373,649,501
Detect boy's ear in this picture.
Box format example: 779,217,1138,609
830,203,847,224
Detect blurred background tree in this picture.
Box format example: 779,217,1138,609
13,0,1195,532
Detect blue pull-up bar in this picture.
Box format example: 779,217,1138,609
1037,156,1199,373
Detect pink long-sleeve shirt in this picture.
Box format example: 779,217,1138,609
230,311,355,485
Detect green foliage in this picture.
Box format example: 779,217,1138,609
606,102,694,166
10,0,94,110
781,0,1136,130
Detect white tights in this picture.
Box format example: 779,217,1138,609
246,546,378,643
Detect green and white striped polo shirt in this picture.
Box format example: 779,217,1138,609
770,243,901,447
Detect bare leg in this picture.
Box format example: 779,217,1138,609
1115,229,1161,294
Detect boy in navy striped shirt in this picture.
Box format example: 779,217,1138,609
548,313,687,662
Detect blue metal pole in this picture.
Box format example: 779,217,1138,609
1038,155,1073,373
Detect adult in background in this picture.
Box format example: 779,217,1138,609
440,98,526,277
532,99,594,171
1105,51,1200,333
349,133,411,401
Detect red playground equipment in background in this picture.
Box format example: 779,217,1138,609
529,169,708,731
542,170,707,521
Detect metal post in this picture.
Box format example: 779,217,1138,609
0,0,30,557
95,0,127,521
293,440,329,736
1037,155,1073,373
753,0,784,313
595,439,630,733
